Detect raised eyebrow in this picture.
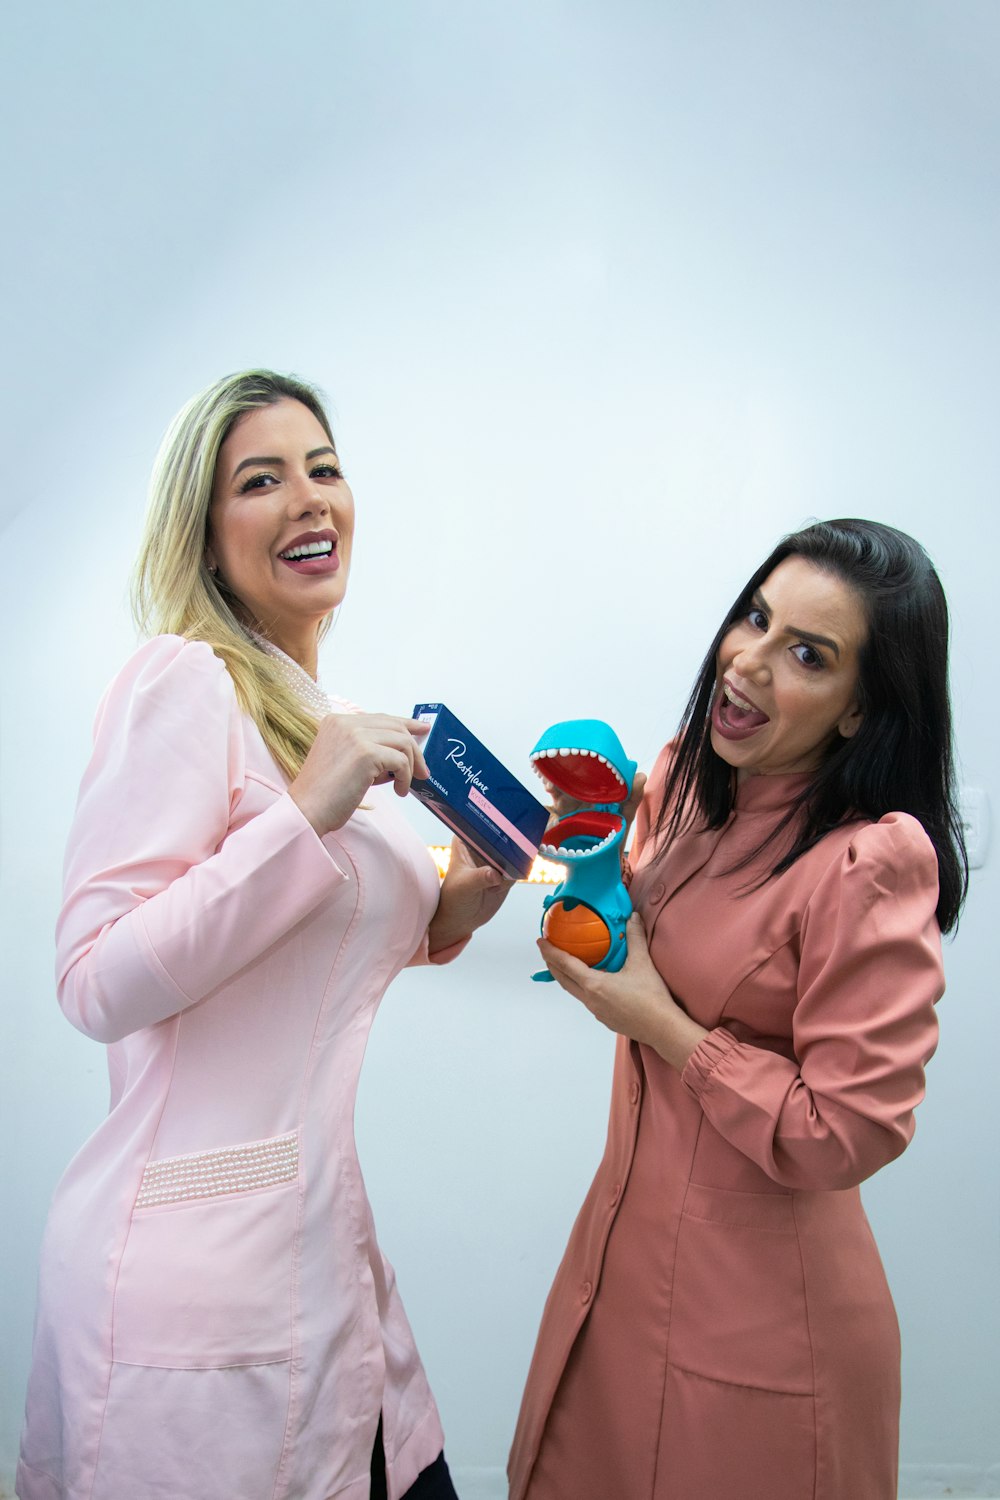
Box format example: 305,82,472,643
789,628,840,659
751,592,840,658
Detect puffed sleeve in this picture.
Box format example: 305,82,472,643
680,813,944,1190
56,635,351,1043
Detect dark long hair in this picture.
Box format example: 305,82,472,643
654,519,968,932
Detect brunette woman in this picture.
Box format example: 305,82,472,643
509,519,966,1500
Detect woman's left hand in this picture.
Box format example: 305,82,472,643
427,836,516,955
538,913,707,1071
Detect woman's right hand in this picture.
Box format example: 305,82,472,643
289,714,431,837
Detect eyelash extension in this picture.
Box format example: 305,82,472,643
239,473,274,493
238,463,343,494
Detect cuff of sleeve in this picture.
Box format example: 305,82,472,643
428,935,471,964
408,931,472,966
681,1025,741,1099
236,791,354,899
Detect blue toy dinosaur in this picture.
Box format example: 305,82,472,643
528,719,637,983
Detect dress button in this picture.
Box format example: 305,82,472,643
581,1280,593,1304
629,1081,640,1106
649,882,666,902
610,1182,622,1206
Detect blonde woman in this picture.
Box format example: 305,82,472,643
17,370,507,1500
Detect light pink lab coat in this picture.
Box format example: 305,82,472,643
510,752,944,1500
18,636,453,1500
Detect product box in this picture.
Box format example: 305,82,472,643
411,703,549,879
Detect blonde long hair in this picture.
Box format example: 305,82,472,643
132,369,336,779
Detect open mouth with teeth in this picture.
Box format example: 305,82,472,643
528,720,636,980
278,537,339,575
529,745,628,862
715,680,770,733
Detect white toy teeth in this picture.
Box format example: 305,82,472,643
529,747,627,792
539,825,619,860
527,720,637,984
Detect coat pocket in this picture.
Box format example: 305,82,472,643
668,1182,813,1394
113,1131,300,1369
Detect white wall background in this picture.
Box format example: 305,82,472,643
1,3,998,1496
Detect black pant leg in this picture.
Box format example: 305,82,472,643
371,1412,459,1500
370,1415,388,1500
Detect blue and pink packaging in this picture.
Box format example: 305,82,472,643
410,703,549,879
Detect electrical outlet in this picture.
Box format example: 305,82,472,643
958,787,990,870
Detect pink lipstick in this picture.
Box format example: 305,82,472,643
277,529,340,576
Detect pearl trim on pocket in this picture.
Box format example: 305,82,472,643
135,1131,299,1209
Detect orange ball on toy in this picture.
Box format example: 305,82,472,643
542,900,612,966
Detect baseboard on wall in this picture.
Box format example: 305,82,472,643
443,1466,1000,1500
445,1464,1000,1500
899,1462,1000,1499
447,1464,1000,1500
2,1463,994,1499
442,1476,1000,1500
0,1469,505,1500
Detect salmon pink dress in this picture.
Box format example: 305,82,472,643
18,636,457,1500
509,747,943,1500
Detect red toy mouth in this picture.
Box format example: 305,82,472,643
539,809,624,857
530,748,628,804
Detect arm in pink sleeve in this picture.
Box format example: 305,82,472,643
56,636,351,1043
681,814,944,1190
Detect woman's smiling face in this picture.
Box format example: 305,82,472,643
710,555,867,778
206,399,354,665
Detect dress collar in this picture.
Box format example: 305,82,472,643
244,629,335,719
732,771,813,815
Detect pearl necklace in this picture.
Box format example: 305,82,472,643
245,629,335,719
